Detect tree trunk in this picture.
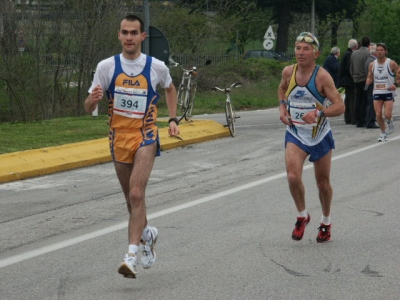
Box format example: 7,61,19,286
275,2,292,54
331,21,340,47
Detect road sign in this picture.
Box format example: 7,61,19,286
263,26,275,50
263,39,273,50
147,26,170,66
264,26,275,40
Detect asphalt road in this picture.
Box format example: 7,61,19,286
1,108,399,299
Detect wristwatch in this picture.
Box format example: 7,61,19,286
317,109,325,118
394,83,399,87
168,117,179,125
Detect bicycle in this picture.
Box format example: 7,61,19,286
170,58,211,122
212,82,241,137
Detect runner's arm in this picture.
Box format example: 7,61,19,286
164,83,180,136
318,69,345,117
84,62,109,113
85,85,103,113
366,62,374,86
390,60,400,91
278,66,293,126
301,70,344,125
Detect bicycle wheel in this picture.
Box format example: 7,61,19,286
225,100,235,137
177,86,189,123
177,84,185,109
185,82,197,121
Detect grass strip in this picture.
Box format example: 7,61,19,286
0,115,168,154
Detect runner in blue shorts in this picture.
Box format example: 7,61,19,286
285,131,335,162
278,32,345,243
366,43,399,142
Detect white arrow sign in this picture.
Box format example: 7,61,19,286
263,39,273,50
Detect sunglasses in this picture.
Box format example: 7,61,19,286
377,43,387,50
296,32,320,49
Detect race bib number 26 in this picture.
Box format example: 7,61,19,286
289,102,316,127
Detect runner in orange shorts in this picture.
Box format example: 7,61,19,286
85,14,179,278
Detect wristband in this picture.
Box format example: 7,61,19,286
279,99,287,106
168,117,179,125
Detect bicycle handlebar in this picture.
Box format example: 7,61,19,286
212,82,242,92
170,62,197,75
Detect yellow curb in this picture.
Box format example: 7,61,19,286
0,119,229,183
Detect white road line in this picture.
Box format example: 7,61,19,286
1,135,399,269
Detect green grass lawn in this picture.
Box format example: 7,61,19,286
0,115,109,154
0,115,167,154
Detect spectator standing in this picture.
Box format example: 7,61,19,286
350,37,371,127
323,47,341,87
339,39,357,124
364,43,379,128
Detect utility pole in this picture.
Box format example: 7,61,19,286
143,0,150,55
311,0,315,34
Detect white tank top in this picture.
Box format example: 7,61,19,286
285,64,331,146
372,58,395,95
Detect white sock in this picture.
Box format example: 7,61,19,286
128,244,139,255
321,215,331,225
298,209,308,218
142,226,151,241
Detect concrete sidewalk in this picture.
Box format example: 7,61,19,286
0,119,229,184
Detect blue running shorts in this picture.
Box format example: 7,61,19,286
285,131,335,162
373,93,394,101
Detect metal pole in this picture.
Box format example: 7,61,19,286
91,71,98,117
143,0,150,55
311,0,315,34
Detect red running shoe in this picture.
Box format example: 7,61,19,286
316,223,331,242
292,214,311,240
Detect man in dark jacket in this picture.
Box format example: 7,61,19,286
339,39,357,124
323,47,340,87
363,43,379,128
350,37,371,127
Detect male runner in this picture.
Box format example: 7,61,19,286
366,43,399,142
85,15,179,278
278,32,345,242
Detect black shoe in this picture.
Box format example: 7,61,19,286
366,124,380,129
356,123,365,127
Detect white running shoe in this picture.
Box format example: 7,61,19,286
378,132,388,142
140,226,158,269
118,253,138,278
387,120,394,134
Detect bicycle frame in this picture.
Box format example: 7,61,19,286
170,59,211,122
212,82,241,137
178,66,196,104
171,63,197,122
